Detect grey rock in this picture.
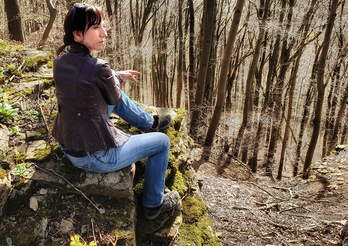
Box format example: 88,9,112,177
0,124,9,152
21,48,50,59
59,219,74,234
34,218,48,240
29,196,39,211
31,161,135,197
25,140,46,161
26,131,43,142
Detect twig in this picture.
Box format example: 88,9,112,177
22,74,53,80
267,220,293,230
284,213,315,219
300,198,348,208
91,218,96,244
241,181,287,201
38,101,51,136
269,186,294,199
34,165,101,212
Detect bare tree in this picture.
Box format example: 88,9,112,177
303,0,339,175
205,0,245,145
277,0,317,180
190,0,216,137
232,0,270,158
176,0,184,108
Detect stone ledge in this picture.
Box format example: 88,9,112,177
31,161,135,197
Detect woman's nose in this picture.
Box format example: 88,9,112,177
101,27,107,37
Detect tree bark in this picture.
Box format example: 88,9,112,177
4,0,25,42
39,0,57,47
205,0,245,145
187,0,195,111
232,0,270,157
176,0,184,108
303,0,339,175
264,0,293,177
190,0,216,137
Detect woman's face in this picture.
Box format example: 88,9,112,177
74,21,107,53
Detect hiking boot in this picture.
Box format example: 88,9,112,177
146,115,171,132
143,190,180,220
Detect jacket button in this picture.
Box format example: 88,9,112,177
77,113,81,116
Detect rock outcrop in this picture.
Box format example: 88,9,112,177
0,45,219,246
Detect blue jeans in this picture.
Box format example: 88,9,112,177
64,91,170,207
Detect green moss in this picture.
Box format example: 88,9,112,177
171,170,188,197
4,87,15,93
6,64,21,76
129,126,141,133
46,60,53,68
180,196,219,246
0,168,6,179
25,55,48,71
46,51,54,59
145,108,155,114
34,143,59,162
12,152,26,164
182,196,207,223
0,41,25,54
172,108,186,125
24,88,34,96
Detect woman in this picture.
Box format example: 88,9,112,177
53,3,179,220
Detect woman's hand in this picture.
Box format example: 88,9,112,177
119,70,141,83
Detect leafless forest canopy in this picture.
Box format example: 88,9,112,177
1,0,348,178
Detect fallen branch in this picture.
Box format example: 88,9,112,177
300,197,348,208
241,181,287,201
34,165,102,213
267,220,293,230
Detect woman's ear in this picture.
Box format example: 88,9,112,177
73,30,83,42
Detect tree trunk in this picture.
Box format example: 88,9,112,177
4,0,25,42
232,0,270,157
205,0,245,145
277,0,316,179
106,0,112,17
176,0,184,108
264,0,293,177
303,0,339,175
190,0,216,137
39,0,57,47
187,0,195,111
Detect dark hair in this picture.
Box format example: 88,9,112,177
56,3,104,56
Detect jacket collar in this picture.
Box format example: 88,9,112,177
70,42,92,56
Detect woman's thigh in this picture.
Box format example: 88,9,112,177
90,132,169,172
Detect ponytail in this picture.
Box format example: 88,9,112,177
56,32,74,56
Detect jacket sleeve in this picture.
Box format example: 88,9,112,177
97,63,123,105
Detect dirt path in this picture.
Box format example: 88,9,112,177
192,146,348,246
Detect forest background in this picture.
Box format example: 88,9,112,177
1,0,348,180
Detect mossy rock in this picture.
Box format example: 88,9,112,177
0,168,6,179
0,41,25,55
6,64,21,76
25,55,48,72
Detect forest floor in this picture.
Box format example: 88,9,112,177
192,145,348,246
